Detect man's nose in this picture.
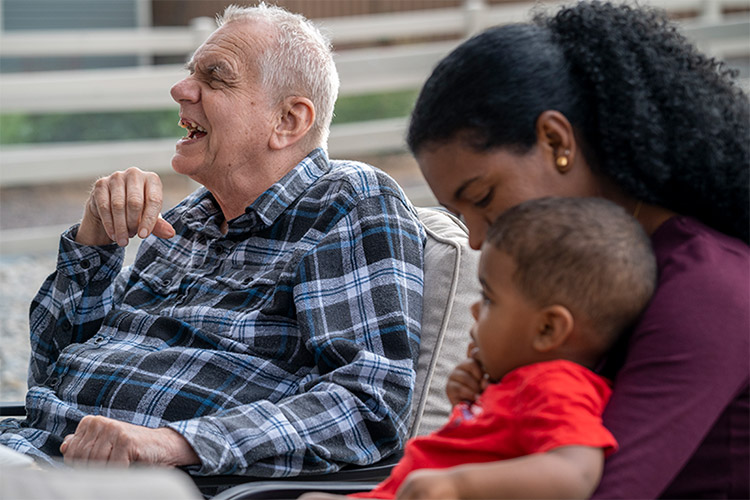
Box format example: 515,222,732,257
170,77,200,104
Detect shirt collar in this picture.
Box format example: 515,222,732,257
244,148,331,229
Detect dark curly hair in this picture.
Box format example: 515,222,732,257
407,1,749,242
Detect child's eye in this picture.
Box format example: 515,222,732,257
480,291,492,305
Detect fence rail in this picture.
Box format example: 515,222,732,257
2,0,747,57
1,0,748,254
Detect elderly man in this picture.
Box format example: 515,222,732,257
0,4,424,477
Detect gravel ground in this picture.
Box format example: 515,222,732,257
0,153,435,403
0,254,55,402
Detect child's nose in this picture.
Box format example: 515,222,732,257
470,300,480,319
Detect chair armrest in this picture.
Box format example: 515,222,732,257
0,402,26,417
191,452,400,499
212,480,379,500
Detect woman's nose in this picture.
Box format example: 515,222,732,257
466,221,487,250
170,77,200,104
459,211,488,250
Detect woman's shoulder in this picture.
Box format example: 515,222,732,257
651,216,748,286
639,215,748,349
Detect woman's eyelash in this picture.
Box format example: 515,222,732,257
474,189,494,208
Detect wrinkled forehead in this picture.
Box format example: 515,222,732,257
192,18,275,71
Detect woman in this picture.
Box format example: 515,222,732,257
407,2,749,498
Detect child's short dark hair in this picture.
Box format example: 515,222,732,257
487,197,657,346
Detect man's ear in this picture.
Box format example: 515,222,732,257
533,305,574,353
269,96,315,150
535,110,577,174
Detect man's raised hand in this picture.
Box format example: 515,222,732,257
77,167,175,247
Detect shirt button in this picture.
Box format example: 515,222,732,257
162,278,172,287
61,320,72,331
93,337,106,345
80,259,90,269
48,377,59,387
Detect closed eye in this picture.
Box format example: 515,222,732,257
474,189,494,208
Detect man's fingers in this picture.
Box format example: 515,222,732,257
60,433,73,454
107,173,129,247
62,416,121,466
152,216,176,239
91,178,116,242
108,436,133,466
125,169,145,239
79,168,168,246
137,173,164,239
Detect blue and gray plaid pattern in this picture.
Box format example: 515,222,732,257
1,148,425,477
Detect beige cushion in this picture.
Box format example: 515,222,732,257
408,207,481,438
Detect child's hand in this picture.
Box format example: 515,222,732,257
446,343,489,406
396,468,461,499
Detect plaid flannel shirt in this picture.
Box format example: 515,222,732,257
1,149,425,476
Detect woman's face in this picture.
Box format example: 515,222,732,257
417,138,599,249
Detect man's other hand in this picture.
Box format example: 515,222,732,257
77,167,176,247
60,415,199,467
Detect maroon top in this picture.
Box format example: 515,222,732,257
594,216,749,498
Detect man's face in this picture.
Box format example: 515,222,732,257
170,20,278,183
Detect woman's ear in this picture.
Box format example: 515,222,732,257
535,110,577,174
269,96,315,150
533,305,575,353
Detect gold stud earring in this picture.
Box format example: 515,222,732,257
556,150,571,170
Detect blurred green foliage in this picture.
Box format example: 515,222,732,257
0,90,419,145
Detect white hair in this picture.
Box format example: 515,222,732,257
217,3,339,149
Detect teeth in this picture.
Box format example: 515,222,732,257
179,119,206,133
178,118,207,136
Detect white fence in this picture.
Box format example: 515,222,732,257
0,0,748,254
1,0,748,185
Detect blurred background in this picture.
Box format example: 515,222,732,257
1,0,748,401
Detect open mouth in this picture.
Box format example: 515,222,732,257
178,118,207,140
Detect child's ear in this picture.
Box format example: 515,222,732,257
533,305,574,353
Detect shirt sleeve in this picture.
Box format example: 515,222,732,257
28,225,126,386
514,364,617,457
168,194,425,476
593,243,750,498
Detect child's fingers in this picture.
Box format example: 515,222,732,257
446,366,484,404
456,357,485,382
